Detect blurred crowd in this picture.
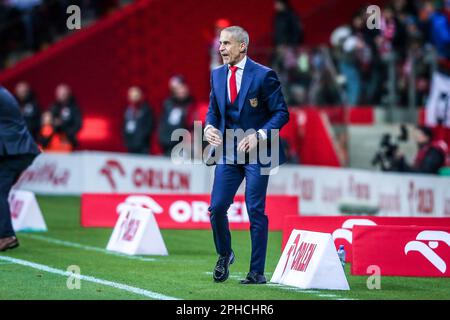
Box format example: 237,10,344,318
274,0,450,108
13,78,199,157
14,82,83,152
14,76,300,165
7,0,450,172
0,0,121,70
123,76,197,156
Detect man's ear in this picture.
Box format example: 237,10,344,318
240,43,246,53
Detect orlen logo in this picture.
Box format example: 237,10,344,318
169,201,249,223
116,195,163,215
100,159,126,191
100,159,191,192
332,219,377,243
282,233,317,275
404,231,450,273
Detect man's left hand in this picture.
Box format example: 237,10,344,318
238,133,258,153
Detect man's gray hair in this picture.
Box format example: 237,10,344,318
222,26,250,50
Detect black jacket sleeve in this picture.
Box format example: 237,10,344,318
418,148,446,174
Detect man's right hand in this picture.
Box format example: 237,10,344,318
205,126,223,147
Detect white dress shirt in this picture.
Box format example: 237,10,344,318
205,55,267,140
226,55,247,102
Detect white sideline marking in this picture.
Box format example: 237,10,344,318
0,255,179,300
266,280,348,299
204,271,347,299
267,283,320,293
20,234,157,262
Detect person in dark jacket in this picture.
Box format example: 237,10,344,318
49,84,82,149
123,86,154,154
158,77,195,156
0,86,40,251
273,0,303,47
394,126,448,174
14,81,41,139
421,1,450,60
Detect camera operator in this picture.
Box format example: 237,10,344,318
393,126,448,174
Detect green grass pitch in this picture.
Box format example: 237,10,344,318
0,196,449,300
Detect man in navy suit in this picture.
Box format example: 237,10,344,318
204,26,289,284
0,86,40,251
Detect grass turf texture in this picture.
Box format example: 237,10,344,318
0,196,449,300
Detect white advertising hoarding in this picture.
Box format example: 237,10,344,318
16,151,450,217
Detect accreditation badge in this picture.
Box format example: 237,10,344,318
249,98,258,108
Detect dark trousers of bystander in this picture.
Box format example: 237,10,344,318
0,154,37,237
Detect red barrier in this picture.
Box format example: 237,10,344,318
288,108,341,167
282,216,450,262
352,225,450,277
81,193,298,230
318,106,374,125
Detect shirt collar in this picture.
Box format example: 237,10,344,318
229,55,247,71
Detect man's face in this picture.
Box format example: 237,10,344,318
219,30,245,66
169,77,183,94
419,3,434,21
174,84,189,100
128,87,142,104
56,85,70,103
274,1,285,12
414,128,429,145
15,82,30,101
41,111,53,125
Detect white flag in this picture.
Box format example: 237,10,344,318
426,71,450,128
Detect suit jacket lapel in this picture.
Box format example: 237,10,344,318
215,64,228,118
238,57,254,114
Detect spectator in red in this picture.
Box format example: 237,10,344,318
49,84,83,149
37,111,73,153
394,126,448,174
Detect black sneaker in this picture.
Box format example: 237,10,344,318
213,251,235,282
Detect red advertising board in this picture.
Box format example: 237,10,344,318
81,193,299,230
282,216,450,262
352,225,450,277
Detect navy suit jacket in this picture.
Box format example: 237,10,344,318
0,87,40,156
206,57,289,166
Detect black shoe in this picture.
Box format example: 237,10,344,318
239,271,267,284
213,251,235,282
0,236,19,252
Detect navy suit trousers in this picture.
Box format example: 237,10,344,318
0,154,37,237
209,163,270,274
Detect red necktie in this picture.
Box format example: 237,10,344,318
229,66,238,104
